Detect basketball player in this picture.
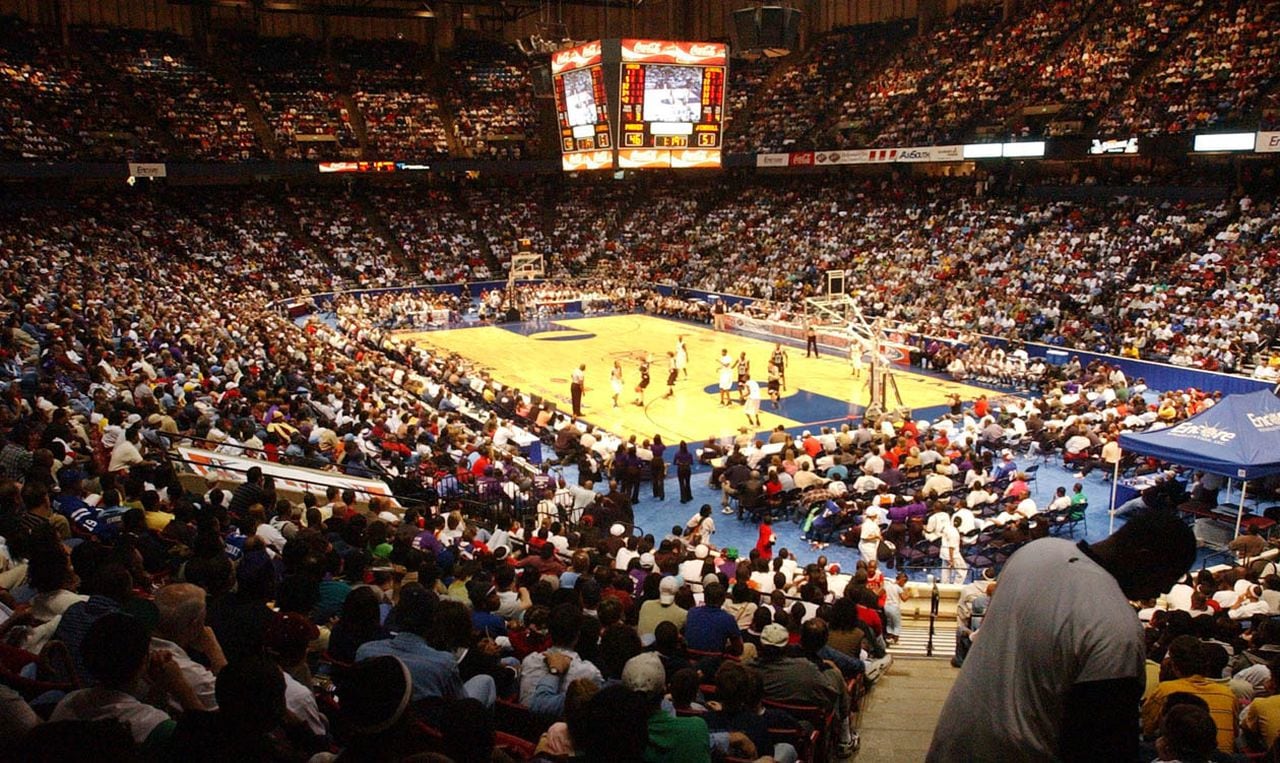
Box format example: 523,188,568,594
665,351,678,398
717,349,733,406
767,361,782,409
675,335,689,379
570,364,585,417
770,343,789,390
743,375,762,427
610,361,624,409
850,342,864,378
634,354,651,406
735,351,750,404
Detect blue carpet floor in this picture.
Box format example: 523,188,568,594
553,453,1124,584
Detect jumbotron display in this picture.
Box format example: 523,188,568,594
551,41,613,172
617,39,726,169
550,39,728,171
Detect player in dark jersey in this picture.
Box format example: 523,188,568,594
665,351,678,398
735,352,750,404
767,361,782,408
634,354,652,406
771,343,788,390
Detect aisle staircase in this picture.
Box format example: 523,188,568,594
888,620,955,660
854,650,958,761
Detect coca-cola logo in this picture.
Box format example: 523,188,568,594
688,43,721,58
553,41,602,71
632,41,663,55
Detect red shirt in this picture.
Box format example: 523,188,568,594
856,605,883,635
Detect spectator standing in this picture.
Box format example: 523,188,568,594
927,508,1195,761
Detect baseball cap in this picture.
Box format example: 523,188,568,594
610,523,626,537
639,552,655,569
658,576,680,605
694,544,709,559
761,622,789,648
621,652,667,695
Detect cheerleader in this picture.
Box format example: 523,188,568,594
610,360,624,409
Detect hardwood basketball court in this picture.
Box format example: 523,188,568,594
397,314,991,444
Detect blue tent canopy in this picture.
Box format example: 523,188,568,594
1118,390,1280,481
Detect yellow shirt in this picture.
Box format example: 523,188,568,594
1243,694,1280,750
144,509,175,533
1141,675,1238,753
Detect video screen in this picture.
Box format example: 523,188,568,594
561,68,598,128
642,65,703,123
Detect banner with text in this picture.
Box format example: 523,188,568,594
757,144,965,168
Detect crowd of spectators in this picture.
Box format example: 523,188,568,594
286,189,403,289
334,38,450,161
1098,0,1280,136
1013,0,1205,136
367,185,494,283
874,0,1093,147
0,17,162,160
445,41,537,160
0,176,951,760
728,22,912,153
722,56,781,153
592,174,1280,375
1,4,1279,161
84,28,266,161
1126,554,1280,757
237,35,359,161
830,3,1002,149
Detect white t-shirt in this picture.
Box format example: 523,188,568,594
926,538,1145,761
149,638,218,712
51,688,172,744
883,579,905,608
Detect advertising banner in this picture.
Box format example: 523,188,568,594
550,40,603,75
620,39,727,65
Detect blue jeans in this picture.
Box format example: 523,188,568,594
883,603,902,637
463,674,496,709
819,645,864,678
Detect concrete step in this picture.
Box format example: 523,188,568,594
854,645,959,762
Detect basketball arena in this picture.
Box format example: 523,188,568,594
1,0,1279,759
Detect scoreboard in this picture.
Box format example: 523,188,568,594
551,39,727,171
617,39,726,168
551,41,612,171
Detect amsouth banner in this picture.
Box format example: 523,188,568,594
757,144,964,167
